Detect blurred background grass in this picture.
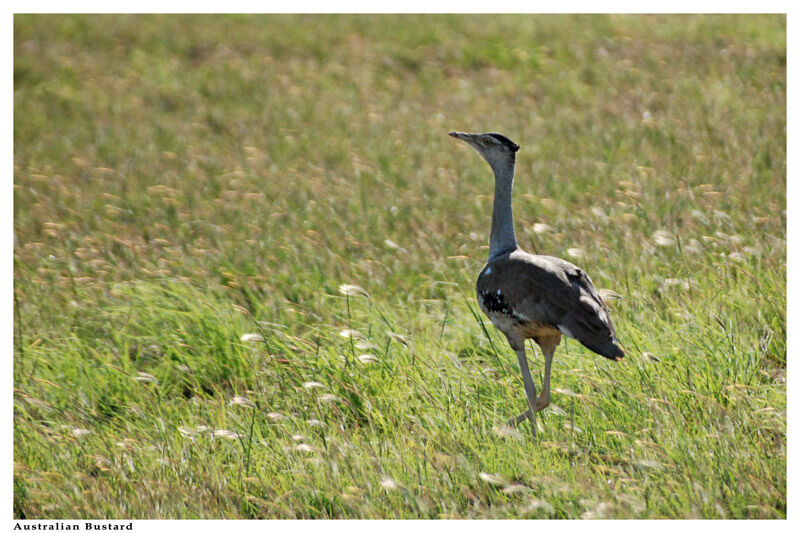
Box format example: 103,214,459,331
14,14,785,518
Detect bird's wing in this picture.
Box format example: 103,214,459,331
481,251,623,359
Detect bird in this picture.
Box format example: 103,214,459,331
449,131,624,436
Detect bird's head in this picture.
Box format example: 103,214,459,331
449,131,519,173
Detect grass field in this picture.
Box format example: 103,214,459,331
13,14,786,519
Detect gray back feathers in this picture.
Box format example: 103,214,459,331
477,245,623,360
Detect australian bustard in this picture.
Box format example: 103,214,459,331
449,131,624,436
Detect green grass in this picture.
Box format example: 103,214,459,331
14,14,785,519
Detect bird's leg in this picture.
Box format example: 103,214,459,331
508,345,539,437
534,338,558,412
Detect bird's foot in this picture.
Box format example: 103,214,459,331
507,409,537,438
507,409,532,427
509,396,549,427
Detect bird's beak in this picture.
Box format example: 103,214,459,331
449,131,476,147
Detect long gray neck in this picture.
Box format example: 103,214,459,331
488,156,518,259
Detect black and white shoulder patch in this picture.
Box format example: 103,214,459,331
478,288,523,321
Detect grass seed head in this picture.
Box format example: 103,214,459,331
642,352,661,362
478,472,508,487
213,429,241,440
339,328,365,339
566,247,586,259
387,331,408,345
525,499,555,515
318,393,340,403
338,284,369,298
598,289,623,302
554,387,577,397
380,477,399,490
501,484,530,495
652,230,677,247
492,425,523,440
355,340,378,350
134,372,158,384
229,396,255,407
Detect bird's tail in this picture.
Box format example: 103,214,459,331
583,338,625,361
